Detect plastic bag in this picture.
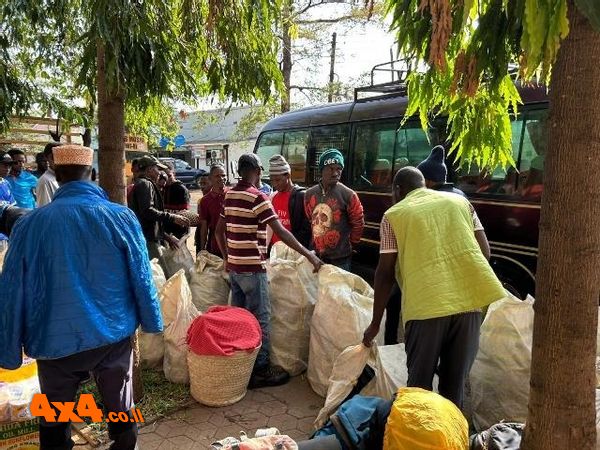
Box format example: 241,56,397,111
267,242,318,376
160,270,191,328
0,357,40,422
150,258,167,290
315,343,406,428
308,265,385,397
470,293,534,431
189,250,230,311
163,275,200,384
384,387,468,450
160,235,194,279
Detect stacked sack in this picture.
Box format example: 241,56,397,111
187,306,261,406
308,265,385,397
266,242,318,376
189,250,230,312
139,259,167,369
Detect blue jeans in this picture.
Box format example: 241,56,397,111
229,271,271,370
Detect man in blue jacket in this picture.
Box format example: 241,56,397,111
0,145,162,450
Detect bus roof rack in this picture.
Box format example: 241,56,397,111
354,59,412,101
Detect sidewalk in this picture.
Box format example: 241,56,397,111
81,376,324,449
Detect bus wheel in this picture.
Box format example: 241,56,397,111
490,258,535,300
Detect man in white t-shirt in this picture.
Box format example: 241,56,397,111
36,142,62,207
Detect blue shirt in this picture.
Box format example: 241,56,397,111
7,171,37,209
0,179,15,241
0,181,163,368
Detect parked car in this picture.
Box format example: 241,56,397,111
158,157,207,187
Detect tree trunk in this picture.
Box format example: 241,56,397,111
97,43,126,204
281,1,292,113
97,42,143,402
522,3,600,449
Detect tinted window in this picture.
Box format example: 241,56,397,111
395,123,442,171
309,125,350,183
256,132,284,174
352,121,398,190
517,109,547,201
174,159,187,170
283,130,309,184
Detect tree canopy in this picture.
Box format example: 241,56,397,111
0,0,284,139
386,0,599,169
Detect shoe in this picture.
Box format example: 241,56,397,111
248,364,290,389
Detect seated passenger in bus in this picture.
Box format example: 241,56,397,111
520,155,544,201
417,146,466,197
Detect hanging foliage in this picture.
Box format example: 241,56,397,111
386,0,571,169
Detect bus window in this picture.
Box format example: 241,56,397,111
352,121,398,190
283,130,309,184
256,132,284,174
518,109,547,201
309,124,350,183
456,117,524,196
395,124,441,169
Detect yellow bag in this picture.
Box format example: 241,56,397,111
383,387,468,450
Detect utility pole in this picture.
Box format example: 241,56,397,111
328,32,337,103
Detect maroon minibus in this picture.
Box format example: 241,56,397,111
254,84,548,298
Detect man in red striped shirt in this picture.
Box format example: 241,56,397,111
216,154,322,388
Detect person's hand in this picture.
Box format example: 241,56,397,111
165,234,180,250
362,322,380,347
172,215,190,227
308,253,324,273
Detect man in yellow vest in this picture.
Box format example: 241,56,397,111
363,167,505,408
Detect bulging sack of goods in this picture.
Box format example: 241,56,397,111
308,265,385,397
160,269,192,328
189,250,230,312
187,306,261,407
470,293,535,431
267,242,318,376
0,356,41,422
315,343,408,428
150,258,167,291
159,235,195,279
163,272,200,384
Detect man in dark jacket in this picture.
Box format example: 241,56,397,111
417,145,466,197
127,155,189,259
268,154,312,249
163,162,191,239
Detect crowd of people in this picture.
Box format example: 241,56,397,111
0,142,506,450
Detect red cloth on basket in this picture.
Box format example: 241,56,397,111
186,305,262,356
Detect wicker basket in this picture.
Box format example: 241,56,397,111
188,347,259,407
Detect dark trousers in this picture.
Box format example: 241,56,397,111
321,255,352,272
404,312,481,409
36,338,137,450
384,283,402,345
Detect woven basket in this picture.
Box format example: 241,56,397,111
188,347,259,407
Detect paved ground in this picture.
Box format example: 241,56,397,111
77,376,324,449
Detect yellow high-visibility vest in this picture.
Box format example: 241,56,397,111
385,188,505,325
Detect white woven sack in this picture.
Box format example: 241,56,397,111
163,274,200,384
470,293,535,431
189,250,230,311
139,331,164,369
150,258,167,291
307,264,385,397
160,270,190,328
267,242,318,376
160,235,194,279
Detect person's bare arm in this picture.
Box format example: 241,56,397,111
215,217,227,261
475,229,491,260
268,218,323,272
199,221,208,251
363,253,397,346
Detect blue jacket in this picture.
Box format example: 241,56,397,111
0,181,163,369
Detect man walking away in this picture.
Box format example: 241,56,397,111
196,164,227,256
215,154,323,388
36,142,62,207
268,154,311,249
363,167,502,409
163,162,191,239
128,155,189,259
304,149,364,271
7,149,37,208
0,145,162,450
417,145,466,197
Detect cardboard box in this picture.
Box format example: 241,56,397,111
0,418,39,450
